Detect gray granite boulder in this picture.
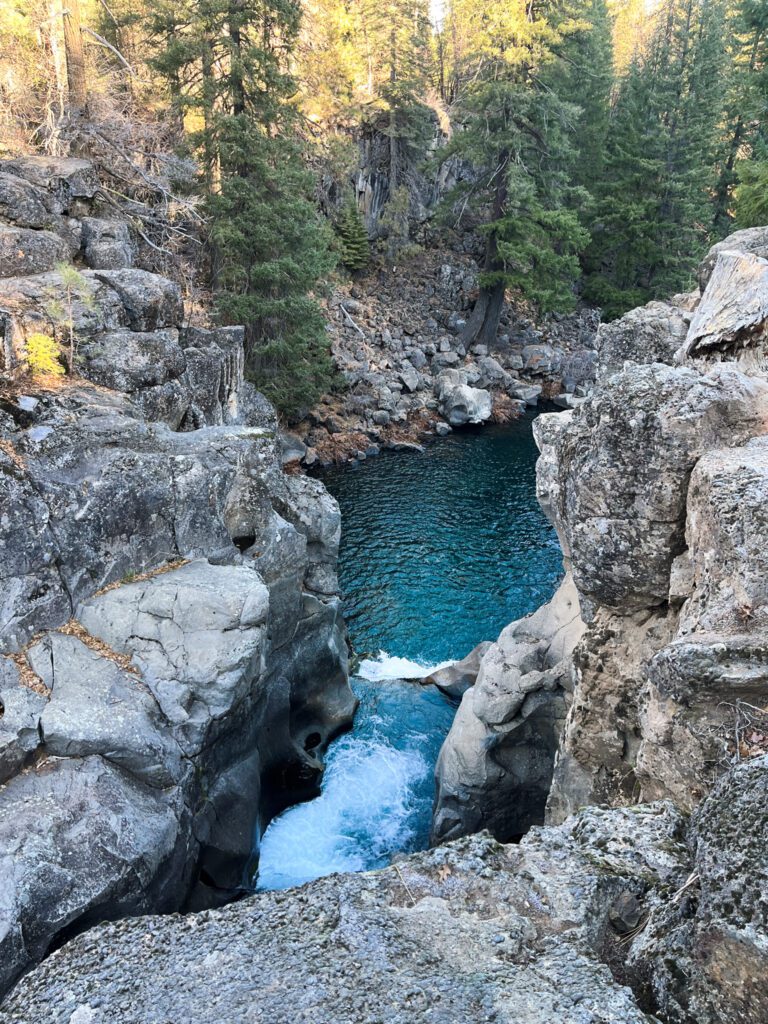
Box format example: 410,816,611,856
77,560,270,755
0,227,69,278
432,575,585,844
698,224,768,289
80,218,134,270
92,269,182,332
1,804,688,1024
0,754,189,998
436,370,492,426
596,300,690,378
30,633,183,787
0,172,52,229
681,250,768,365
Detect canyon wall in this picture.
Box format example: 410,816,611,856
0,157,355,995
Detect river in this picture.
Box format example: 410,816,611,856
256,416,562,890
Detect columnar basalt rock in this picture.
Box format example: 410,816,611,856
0,156,354,995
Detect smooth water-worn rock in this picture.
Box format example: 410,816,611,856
422,641,491,699
436,370,493,426
432,574,585,844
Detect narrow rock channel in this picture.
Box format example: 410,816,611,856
257,418,563,889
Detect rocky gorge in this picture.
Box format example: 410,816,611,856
0,157,355,994
1,156,767,1024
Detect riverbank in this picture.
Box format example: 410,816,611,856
283,250,599,467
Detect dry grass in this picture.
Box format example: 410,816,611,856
94,558,190,597
490,392,524,425
58,619,140,676
5,652,51,698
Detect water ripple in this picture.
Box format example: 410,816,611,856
320,417,563,663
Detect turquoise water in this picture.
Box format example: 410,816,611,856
325,419,564,663
256,417,562,890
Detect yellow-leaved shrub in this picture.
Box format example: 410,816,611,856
26,333,64,377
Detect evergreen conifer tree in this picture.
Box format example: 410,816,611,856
713,0,768,232
146,0,337,419
583,0,728,318
437,0,590,348
337,200,371,271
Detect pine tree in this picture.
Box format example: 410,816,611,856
337,200,371,271
712,0,768,233
546,0,613,192
583,0,728,318
146,0,337,419
734,155,768,226
438,0,590,347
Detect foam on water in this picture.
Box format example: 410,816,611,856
356,651,451,681
256,677,449,891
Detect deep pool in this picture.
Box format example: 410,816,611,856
256,416,562,890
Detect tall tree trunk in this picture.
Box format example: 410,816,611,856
229,1,245,116
62,0,88,116
461,155,508,348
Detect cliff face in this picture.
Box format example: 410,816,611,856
0,157,355,995
540,232,768,820
425,227,768,1022
433,226,768,839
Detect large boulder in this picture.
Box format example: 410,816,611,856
0,227,70,278
0,157,99,211
680,250,768,365
596,300,690,378
2,803,689,1024
698,224,768,289
0,172,53,229
432,575,585,844
78,328,186,392
0,754,189,997
534,365,768,613
92,269,182,332
76,560,271,755
80,218,134,270
436,370,492,426
30,633,183,787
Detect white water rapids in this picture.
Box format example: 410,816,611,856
256,653,454,891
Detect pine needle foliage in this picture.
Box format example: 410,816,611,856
146,0,337,420
337,201,370,272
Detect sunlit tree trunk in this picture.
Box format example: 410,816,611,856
62,0,88,115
